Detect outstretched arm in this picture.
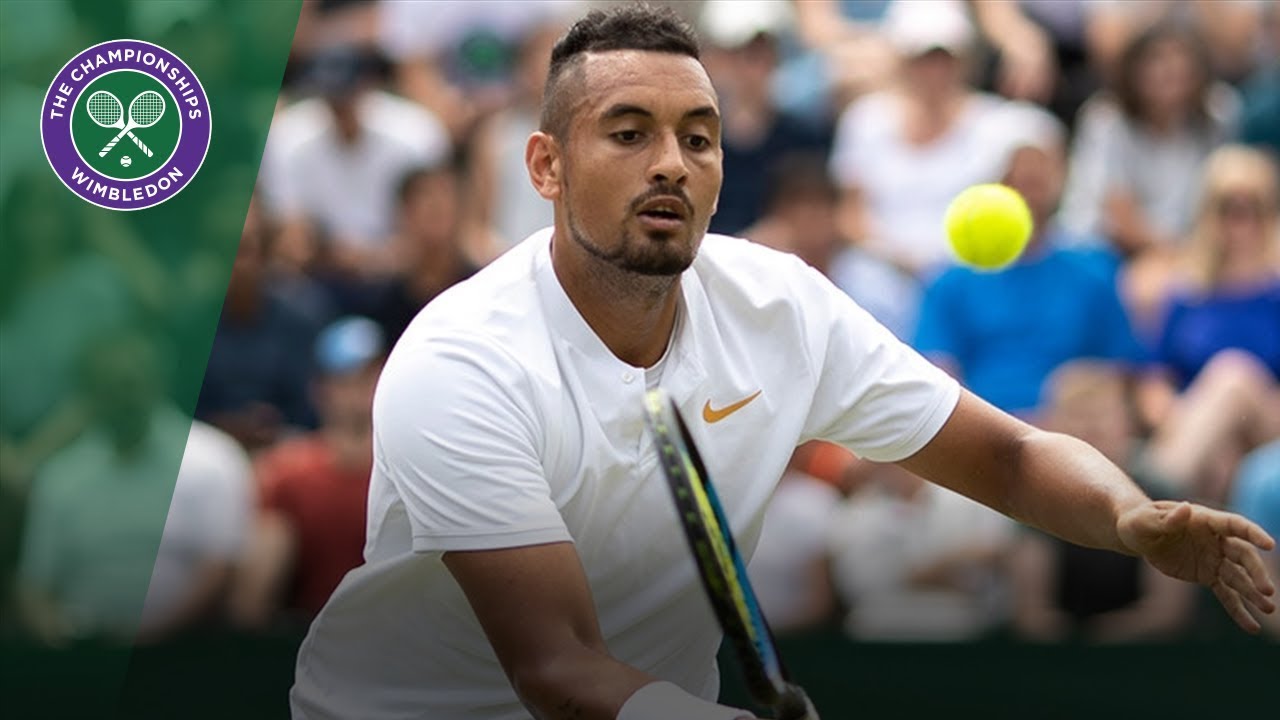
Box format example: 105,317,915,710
445,542,755,720
898,390,1276,632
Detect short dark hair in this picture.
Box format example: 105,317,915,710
539,3,700,141
1115,23,1212,126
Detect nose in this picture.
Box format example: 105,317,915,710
647,131,688,187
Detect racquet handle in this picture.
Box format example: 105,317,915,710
773,684,819,720
99,128,129,157
128,131,153,157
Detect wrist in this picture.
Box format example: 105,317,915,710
617,681,755,720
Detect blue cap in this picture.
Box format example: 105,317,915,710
315,316,385,375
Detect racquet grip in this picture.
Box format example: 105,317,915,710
774,684,819,720
128,131,154,157
99,131,126,157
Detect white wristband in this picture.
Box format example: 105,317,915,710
616,681,755,720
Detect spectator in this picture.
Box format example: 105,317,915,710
829,0,1015,276
699,0,831,236
1229,440,1280,638
1060,23,1239,258
1138,145,1280,502
747,151,919,340
17,331,250,646
466,18,563,258
378,0,580,142
0,174,144,493
1085,0,1267,87
1010,363,1193,643
347,164,480,343
231,317,384,628
914,106,1145,417
747,470,841,634
827,464,1015,642
1237,2,1280,155
195,201,325,450
260,46,450,276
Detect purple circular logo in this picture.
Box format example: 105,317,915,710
41,39,211,211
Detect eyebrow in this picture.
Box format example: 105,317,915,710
600,103,720,122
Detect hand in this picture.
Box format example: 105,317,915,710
1117,501,1277,632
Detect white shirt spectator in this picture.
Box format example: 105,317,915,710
827,477,1015,641
747,472,842,630
830,91,1013,272
18,412,251,638
260,90,449,249
140,420,252,627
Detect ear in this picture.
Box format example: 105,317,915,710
526,131,563,201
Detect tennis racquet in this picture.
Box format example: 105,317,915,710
92,90,164,158
642,389,819,720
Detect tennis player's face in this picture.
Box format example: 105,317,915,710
559,51,722,276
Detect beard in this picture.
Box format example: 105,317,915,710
563,179,700,277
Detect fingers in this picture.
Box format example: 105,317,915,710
1220,560,1276,616
1212,582,1262,634
1224,536,1277,597
1208,509,1277,551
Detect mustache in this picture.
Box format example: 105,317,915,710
629,184,694,216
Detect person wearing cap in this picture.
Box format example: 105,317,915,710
829,0,1017,278
698,0,830,236
230,317,385,629
259,46,451,277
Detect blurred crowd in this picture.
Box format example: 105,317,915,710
1,0,1278,650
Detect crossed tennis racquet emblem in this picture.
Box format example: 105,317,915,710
86,89,165,158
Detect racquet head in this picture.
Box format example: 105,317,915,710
642,389,818,720
86,90,123,128
127,90,165,128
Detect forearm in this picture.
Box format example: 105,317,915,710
1005,430,1149,555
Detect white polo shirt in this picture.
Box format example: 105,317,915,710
292,229,960,719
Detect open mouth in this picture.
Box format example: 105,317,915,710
636,196,689,229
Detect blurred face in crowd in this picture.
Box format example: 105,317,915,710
83,334,160,452
517,25,562,106
1135,36,1201,122
706,35,777,106
1001,145,1065,229
1198,147,1280,263
532,50,723,277
902,48,965,100
227,202,266,299
318,364,378,469
399,169,461,257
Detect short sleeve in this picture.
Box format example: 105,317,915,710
795,261,962,462
373,335,569,553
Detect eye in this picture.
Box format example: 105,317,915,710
612,130,643,144
685,134,711,150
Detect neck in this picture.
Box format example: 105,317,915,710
551,232,680,368
1217,251,1273,287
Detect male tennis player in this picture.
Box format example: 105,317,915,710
292,6,1275,720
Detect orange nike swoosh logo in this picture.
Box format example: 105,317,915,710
703,390,762,424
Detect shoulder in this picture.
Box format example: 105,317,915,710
835,91,895,134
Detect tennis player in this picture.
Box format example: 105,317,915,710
291,6,1275,720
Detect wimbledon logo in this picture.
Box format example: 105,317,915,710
41,39,211,211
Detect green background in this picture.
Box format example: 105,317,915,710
73,70,181,181
0,0,299,716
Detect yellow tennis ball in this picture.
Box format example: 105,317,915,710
944,183,1034,270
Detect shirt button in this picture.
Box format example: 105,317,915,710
622,371,635,384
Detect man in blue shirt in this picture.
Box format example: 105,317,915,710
915,108,1144,417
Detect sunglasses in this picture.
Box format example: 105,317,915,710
1215,194,1270,221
